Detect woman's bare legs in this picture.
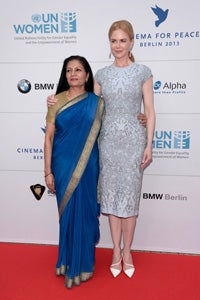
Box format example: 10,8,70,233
121,216,137,277
109,215,122,275
109,215,122,261
109,215,137,277
122,216,136,261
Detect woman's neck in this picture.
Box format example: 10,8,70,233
114,57,132,67
66,88,86,100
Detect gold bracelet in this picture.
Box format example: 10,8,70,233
44,172,52,178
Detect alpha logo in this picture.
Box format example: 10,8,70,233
154,80,186,94
154,81,162,90
17,79,31,93
151,5,169,27
13,12,77,34
30,184,45,200
153,130,190,149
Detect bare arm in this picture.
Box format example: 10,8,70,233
44,122,56,192
141,76,156,170
94,78,102,96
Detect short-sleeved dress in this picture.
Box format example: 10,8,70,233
95,63,152,217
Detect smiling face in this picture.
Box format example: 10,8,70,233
66,59,89,88
109,29,134,60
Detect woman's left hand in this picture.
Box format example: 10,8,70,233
141,147,152,170
45,173,56,193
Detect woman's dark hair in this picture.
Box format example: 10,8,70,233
56,55,94,94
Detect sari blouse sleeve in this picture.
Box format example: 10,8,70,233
46,105,57,124
45,92,66,124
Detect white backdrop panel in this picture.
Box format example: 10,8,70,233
0,113,45,171
1,0,199,62
0,0,200,254
0,172,58,244
99,174,200,254
147,61,200,114
1,60,199,114
1,171,199,254
147,114,200,176
133,175,200,254
0,63,58,113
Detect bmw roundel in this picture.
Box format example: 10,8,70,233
17,79,31,93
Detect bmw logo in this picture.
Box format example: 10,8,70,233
17,79,31,93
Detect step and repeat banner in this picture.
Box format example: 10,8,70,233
0,0,199,254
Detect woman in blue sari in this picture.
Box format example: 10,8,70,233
44,56,104,289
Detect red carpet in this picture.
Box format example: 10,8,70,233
0,243,199,300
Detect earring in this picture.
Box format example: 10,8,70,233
109,52,112,59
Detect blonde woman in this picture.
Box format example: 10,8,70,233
94,20,155,278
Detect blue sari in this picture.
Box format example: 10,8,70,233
46,92,104,287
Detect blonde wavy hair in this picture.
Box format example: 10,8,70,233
108,20,135,62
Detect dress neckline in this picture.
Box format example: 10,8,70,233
111,62,135,69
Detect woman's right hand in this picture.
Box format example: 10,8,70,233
137,113,147,127
47,94,57,107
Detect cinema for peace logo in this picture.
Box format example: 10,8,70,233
135,4,200,49
151,5,169,27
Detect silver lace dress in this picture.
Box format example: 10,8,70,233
95,63,152,217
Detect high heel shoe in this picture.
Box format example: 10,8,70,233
110,258,122,278
123,260,135,278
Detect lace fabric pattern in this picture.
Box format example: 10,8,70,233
95,63,152,217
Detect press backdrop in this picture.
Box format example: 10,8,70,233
0,0,199,254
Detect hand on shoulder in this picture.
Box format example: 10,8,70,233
47,94,58,107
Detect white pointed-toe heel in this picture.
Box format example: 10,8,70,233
123,261,135,278
110,258,122,278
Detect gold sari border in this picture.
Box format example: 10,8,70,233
56,92,88,116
